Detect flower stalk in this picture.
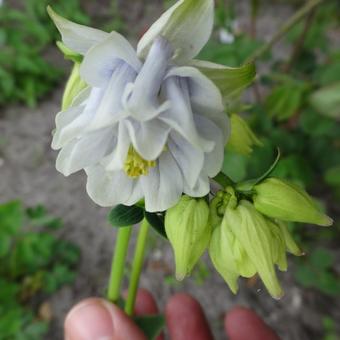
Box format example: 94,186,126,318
107,226,132,303
125,219,150,316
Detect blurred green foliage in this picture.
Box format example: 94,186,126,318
0,201,80,340
199,0,340,304
0,0,89,107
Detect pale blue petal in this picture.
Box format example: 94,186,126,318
56,128,115,176
160,77,214,152
141,152,183,212
80,32,141,87
124,37,172,121
124,118,170,161
168,132,204,189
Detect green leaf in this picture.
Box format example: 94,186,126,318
0,234,11,258
310,82,340,120
324,166,340,187
108,205,144,227
145,212,167,239
0,201,24,234
134,315,165,340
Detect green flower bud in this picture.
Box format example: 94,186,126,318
276,221,303,256
62,63,87,110
210,199,283,299
253,178,333,226
227,114,262,155
165,195,210,280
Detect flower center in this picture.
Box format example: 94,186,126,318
124,146,156,178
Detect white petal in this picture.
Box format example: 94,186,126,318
86,63,137,131
56,128,115,176
52,88,104,149
160,77,214,152
141,152,183,212
194,114,225,177
137,0,214,64
124,118,170,161
85,166,142,207
54,105,84,133
80,32,141,87
168,132,204,188
166,66,224,113
47,7,109,54
104,122,130,171
183,175,210,197
189,59,256,103
125,37,172,121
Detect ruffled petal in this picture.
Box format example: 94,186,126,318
141,152,183,212
194,114,225,177
86,62,137,131
47,7,109,55
85,166,142,207
168,132,204,188
52,88,104,149
137,0,214,64
80,32,141,87
124,37,172,121
56,128,115,176
160,77,214,152
124,118,170,161
166,66,224,113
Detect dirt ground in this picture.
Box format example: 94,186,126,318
0,1,339,339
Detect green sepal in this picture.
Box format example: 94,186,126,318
56,41,83,63
108,205,144,227
133,315,165,340
236,148,281,192
145,212,167,239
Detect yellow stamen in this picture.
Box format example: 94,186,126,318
124,146,156,178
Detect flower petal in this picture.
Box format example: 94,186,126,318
141,152,183,212
183,174,210,197
85,166,142,207
86,62,137,131
47,6,109,54
166,66,224,112
160,77,214,152
124,118,170,161
56,128,115,176
137,0,214,64
52,87,104,149
168,132,204,189
80,32,141,87
189,59,256,104
124,37,172,121
194,114,225,177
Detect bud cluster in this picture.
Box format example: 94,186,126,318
164,177,333,298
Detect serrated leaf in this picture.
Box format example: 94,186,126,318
145,212,167,239
134,315,165,340
109,205,144,228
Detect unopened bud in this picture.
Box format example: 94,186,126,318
165,195,210,280
253,178,333,226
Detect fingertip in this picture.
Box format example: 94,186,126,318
135,288,159,315
166,293,213,340
225,306,279,340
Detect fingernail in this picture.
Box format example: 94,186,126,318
65,300,115,340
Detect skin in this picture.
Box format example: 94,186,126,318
64,289,280,340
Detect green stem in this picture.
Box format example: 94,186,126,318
125,219,150,316
107,226,133,303
245,0,325,63
213,172,235,188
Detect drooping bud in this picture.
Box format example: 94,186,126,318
165,195,210,280
276,221,303,256
62,63,87,110
227,114,262,155
253,178,333,226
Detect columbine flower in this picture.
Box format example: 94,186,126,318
48,0,254,212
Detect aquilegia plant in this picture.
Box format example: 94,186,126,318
48,0,333,335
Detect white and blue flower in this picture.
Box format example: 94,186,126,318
48,0,239,212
